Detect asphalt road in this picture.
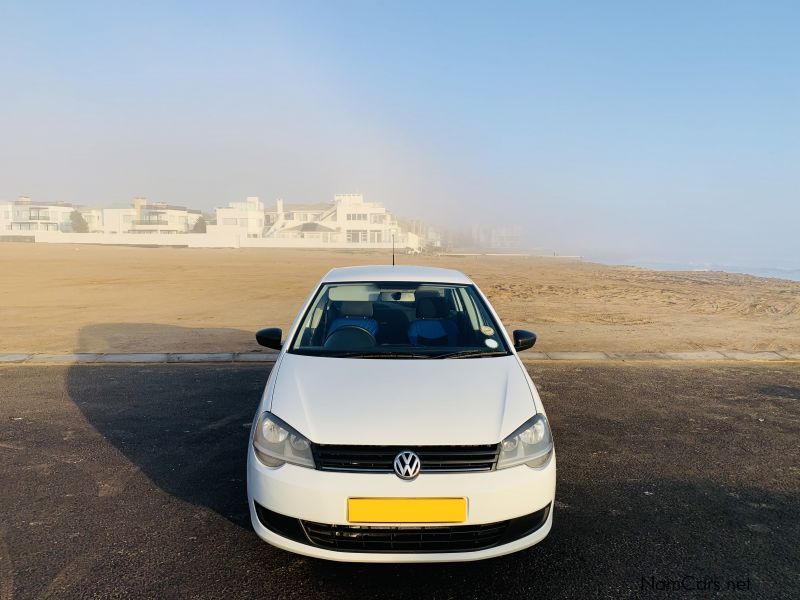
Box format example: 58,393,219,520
1,363,798,599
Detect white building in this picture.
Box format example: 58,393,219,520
264,193,421,250
209,196,265,238
87,198,201,234
99,207,136,234
7,197,76,232
128,198,201,234
79,207,105,233
0,201,12,232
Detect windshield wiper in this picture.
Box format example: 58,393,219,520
328,351,434,359
433,350,508,359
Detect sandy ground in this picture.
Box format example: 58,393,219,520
1,242,798,353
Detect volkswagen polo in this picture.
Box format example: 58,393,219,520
247,265,555,562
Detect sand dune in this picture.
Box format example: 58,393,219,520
1,243,798,353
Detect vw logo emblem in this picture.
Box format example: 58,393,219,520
393,450,421,480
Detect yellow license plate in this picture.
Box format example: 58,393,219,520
347,497,467,523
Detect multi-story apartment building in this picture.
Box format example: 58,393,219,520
264,193,420,248
209,196,265,238
128,198,202,234
7,197,76,232
84,198,201,234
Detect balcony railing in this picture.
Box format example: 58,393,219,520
132,220,169,226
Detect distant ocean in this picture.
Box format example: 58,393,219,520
592,260,800,282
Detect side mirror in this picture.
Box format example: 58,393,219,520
513,329,536,352
255,327,283,350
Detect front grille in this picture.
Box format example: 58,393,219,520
255,503,551,554
303,521,508,552
312,444,500,473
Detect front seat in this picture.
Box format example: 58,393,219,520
407,296,459,346
327,301,379,339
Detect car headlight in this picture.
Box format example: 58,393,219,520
253,412,314,468
496,414,553,469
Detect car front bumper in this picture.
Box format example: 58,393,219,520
247,448,556,563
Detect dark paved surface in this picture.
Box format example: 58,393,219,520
1,363,798,599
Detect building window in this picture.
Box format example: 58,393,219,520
369,230,383,243
346,213,367,221
29,208,50,221
370,213,384,224
346,229,368,243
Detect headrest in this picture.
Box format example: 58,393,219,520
340,301,373,318
417,296,447,319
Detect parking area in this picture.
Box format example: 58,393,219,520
1,363,798,599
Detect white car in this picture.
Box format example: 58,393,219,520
247,266,555,563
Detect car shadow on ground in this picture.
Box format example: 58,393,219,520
66,323,269,528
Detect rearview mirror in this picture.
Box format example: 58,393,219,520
255,327,283,350
513,330,536,352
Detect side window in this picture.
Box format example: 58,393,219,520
297,288,329,345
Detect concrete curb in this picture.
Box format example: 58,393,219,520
0,353,278,364
0,352,798,364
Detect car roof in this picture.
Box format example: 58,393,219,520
320,265,473,285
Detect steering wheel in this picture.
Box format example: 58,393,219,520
323,326,377,350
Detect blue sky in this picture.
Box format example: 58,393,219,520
1,1,798,264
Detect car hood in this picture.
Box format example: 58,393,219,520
269,353,536,445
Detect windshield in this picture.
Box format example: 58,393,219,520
288,282,510,358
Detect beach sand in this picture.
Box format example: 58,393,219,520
1,243,798,353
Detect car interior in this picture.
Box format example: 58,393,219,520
295,284,503,352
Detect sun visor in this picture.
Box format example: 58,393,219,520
328,284,380,302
